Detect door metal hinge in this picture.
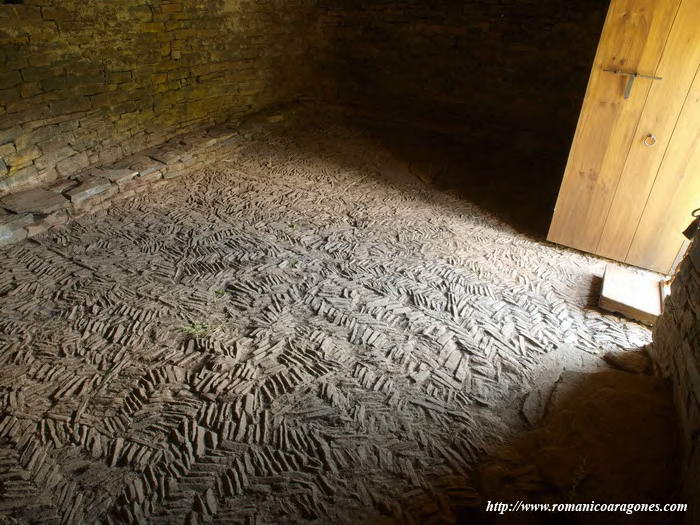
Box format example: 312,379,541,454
683,208,700,240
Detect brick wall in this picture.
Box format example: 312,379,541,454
651,235,700,521
319,0,608,155
0,0,323,194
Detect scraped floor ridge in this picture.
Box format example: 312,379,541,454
0,114,651,524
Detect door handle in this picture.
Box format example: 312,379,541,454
643,134,657,147
603,68,663,99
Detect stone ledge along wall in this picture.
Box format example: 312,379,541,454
651,233,700,523
318,0,608,157
0,0,323,195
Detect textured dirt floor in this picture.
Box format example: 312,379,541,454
0,113,652,524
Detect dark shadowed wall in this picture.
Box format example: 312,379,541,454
319,0,608,155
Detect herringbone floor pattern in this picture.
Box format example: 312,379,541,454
0,116,650,524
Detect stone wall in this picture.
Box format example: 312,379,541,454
0,0,323,194
651,234,700,521
0,105,293,246
1,0,611,194
319,0,608,155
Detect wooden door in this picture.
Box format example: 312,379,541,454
547,0,700,274
625,68,700,272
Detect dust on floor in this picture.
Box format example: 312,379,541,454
0,112,652,524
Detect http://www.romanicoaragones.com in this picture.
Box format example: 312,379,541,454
485,501,688,515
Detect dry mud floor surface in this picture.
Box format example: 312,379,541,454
0,113,651,524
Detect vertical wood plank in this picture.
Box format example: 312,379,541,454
547,0,681,253
597,0,700,262
625,64,700,273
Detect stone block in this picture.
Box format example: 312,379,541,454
56,152,90,177
64,176,112,204
97,145,123,166
147,146,182,165
115,154,165,177
0,165,38,193
207,125,236,143
20,82,42,99
150,180,172,191
72,183,118,212
0,128,25,149
0,211,33,246
2,87,23,110
93,167,138,184
48,178,80,194
163,162,186,179
7,145,41,168
181,153,197,167
33,145,76,171
25,221,50,238
114,188,136,201
108,71,132,84
181,131,216,150
138,170,163,184
0,143,16,159
25,209,68,237
92,197,116,212
0,70,22,90
114,177,142,192
0,188,69,215
50,96,92,115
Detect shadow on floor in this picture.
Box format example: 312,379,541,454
337,111,570,240
460,349,683,525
